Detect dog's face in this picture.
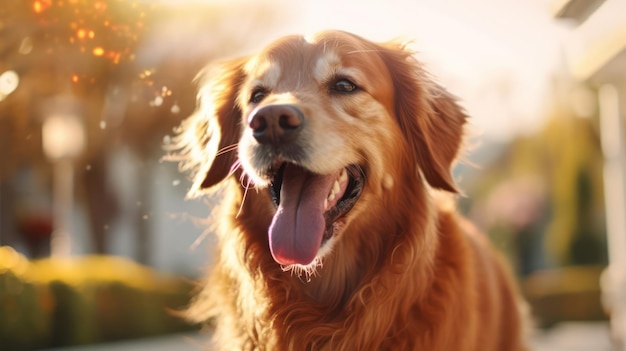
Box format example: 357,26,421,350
178,30,466,269
237,32,402,267
237,32,396,185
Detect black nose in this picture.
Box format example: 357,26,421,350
248,105,304,145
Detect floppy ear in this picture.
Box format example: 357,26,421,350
171,57,247,196
379,42,467,193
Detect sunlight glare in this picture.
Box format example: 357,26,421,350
32,1,43,13
0,70,20,97
170,103,180,114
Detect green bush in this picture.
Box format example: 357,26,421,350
0,246,196,350
0,269,52,350
48,280,99,347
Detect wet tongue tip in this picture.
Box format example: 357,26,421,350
270,243,317,266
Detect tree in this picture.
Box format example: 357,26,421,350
0,0,287,261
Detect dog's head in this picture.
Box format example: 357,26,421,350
175,30,467,268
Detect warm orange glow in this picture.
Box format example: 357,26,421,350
31,0,54,13
88,30,95,39
139,69,154,79
93,47,105,56
71,75,79,83
106,51,121,64
33,1,43,13
77,29,86,39
94,1,107,11
32,0,52,13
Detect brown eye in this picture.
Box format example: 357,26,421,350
331,79,358,93
250,89,267,104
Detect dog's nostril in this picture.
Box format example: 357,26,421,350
250,115,268,133
278,113,301,130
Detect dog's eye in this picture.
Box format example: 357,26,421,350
331,79,358,93
250,89,268,104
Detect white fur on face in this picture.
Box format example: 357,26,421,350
313,51,340,83
243,56,282,89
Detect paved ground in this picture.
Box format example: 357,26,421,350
42,321,614,351
531,322,614,351
40,333,211,351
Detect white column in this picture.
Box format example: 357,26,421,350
598,84,626,350
42,97,85,258
50,159,74,257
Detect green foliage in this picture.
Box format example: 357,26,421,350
0,246,196,350
48,280,98,347
467,112,607,269
541,115,607,265
0,269,52,350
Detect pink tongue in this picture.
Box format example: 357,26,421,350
269,164,337,265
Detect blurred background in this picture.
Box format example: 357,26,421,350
0,0,625,350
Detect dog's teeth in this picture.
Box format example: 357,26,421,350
327,179,340,203
339,169,348,184
325,171,348,209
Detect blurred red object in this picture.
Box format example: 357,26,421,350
16,214,53,257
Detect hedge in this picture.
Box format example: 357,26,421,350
0,246,197,350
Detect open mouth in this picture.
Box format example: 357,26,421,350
266,163,364,266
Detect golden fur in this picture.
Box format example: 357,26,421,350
172,30,529,350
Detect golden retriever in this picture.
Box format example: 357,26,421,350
172,30,529,350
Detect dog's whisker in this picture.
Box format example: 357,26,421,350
215,143,239,157
225,160,252,218
236,176,254,219
228,159,242,178
190,226,213,251
238,168,256,190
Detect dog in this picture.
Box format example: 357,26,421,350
172,30,529,350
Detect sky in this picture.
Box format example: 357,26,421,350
290,0,572,141
155,0,575,141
